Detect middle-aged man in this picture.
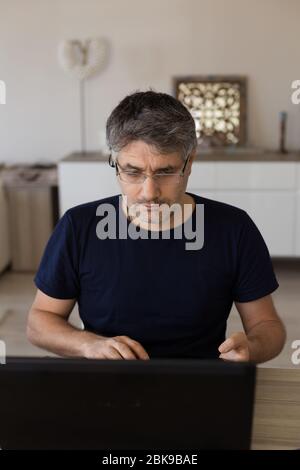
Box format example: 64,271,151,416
27,91,286,362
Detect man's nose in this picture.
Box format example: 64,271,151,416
140,176,161,200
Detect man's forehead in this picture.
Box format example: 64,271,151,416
118,149,182,168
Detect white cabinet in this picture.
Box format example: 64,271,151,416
59,157,300,257
215,162,296,190
296,165,300,256
58,162,119,215
192,190,295,257
188,161,299,258
188,163,215,189
188,162,297,190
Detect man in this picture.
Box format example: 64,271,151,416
27,91,286,362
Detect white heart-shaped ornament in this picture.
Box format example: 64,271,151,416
58,38,108,80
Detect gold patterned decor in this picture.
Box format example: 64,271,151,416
174,76,247,147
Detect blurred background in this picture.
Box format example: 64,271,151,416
0,0,299,366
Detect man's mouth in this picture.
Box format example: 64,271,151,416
141,203,162,212
143,203,159,208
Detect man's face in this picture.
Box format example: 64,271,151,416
115,140,194,226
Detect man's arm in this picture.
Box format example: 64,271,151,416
27,289,149,360
218,294,286,363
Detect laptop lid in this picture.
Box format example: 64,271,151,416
0,357,256,450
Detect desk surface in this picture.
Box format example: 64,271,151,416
252,368,300,450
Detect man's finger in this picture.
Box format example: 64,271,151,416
118,336,150,360
218,338,234,354
106,347,124,359
219,348,249,362
113,340,138,360
218,332,245,353
219,350,241,361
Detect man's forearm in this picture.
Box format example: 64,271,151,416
27,309,103,357
247,319,286,363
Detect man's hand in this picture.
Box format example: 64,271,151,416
82,335,150,360
218,331,250,362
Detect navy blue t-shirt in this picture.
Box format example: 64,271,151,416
34,192,279,359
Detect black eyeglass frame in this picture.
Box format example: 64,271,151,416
108,152,191,181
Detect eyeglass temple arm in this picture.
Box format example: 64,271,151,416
181,154,190,175
108,154,115,167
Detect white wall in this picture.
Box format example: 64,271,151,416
0,0,300,163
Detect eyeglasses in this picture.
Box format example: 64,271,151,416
108,153,190,185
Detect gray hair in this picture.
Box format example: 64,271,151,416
106,90,197,161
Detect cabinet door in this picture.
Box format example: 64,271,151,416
190,190,296,257
188,163,215,190
6,188,54,271
217,191,295,257
215,162,297,190
296,191,300,256
58,162,120,215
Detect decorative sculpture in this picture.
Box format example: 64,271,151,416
174,75,247,148
58,38,108,153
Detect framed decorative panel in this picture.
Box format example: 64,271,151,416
174,75,247,146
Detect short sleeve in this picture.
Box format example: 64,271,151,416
232,212,279,302
34,211,80,299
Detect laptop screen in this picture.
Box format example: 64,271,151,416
0,357,256,450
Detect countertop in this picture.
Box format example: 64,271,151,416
60,150,300,163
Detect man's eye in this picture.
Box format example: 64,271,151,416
126,171,141,176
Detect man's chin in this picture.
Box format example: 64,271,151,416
129,203,159,216
139,212,160,225
127,202,174,227
140,212,174,229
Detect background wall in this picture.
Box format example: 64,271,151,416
0,0,299,163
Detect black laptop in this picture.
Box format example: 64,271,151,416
0,357,256,450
